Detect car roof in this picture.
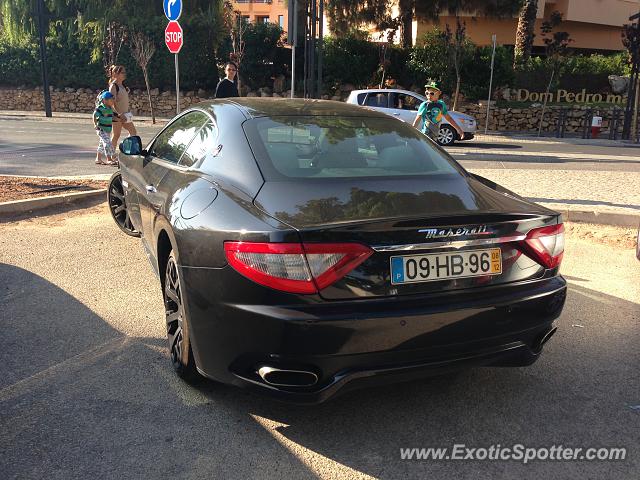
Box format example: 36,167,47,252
349,88,424,97
197,98,393,120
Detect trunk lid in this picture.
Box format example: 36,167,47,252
254,175,560,300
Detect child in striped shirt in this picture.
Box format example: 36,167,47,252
93,91,118,166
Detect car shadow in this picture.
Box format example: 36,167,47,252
0,263,318,479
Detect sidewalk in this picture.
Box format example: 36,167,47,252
473,132,640,149
0,110,170,125
467,167,639,227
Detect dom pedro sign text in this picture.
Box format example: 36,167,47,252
516,88,626,104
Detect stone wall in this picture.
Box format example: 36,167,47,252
0,86,210,117
458,103,625,135
0,85,626,136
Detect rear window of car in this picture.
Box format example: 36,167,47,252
243,116,463,179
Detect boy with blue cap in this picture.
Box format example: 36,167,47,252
93,91,118,166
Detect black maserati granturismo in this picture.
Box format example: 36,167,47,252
108,98,566,402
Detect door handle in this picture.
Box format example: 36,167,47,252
393,113,401,116
145,185,157,193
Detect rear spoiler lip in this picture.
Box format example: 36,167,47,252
371,234,529,252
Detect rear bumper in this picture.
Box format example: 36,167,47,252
181,267,567,403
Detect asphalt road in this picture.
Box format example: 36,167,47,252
1,205,638,479
1,116,640,177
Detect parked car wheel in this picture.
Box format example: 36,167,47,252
107,171,139,237
636,223,640,261
164,250,201,383
438,125,457,146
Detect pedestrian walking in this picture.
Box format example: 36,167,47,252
215,62,239,99
108,65,137,153
413,81,464,143
93,91,118,166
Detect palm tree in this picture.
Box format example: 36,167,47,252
514,0,538,67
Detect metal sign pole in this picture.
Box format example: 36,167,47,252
175,53,180,114
485,34,497,135
290,0,297,98
37,0,52,117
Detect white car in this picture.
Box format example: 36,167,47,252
346,88,477,146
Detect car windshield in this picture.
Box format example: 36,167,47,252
243,116,464,179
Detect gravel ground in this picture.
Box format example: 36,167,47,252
0,176,107,202
468,168,640,216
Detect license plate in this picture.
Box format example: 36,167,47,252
390,248,502,284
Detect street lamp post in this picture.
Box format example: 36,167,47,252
36,0,52,117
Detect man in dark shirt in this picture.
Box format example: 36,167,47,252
215,62,239,98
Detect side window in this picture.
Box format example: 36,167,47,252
395,93,421,111
364,92,388,108
356,93,367,106
149,111,208,163
180,121,218,167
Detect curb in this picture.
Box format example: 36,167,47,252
0,188,637,229
0,188,106,217
551,207,639,228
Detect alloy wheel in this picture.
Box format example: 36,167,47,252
108,172,139,237
165,255,185,368
438,126,455,146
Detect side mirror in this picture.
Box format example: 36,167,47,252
119,135,143,156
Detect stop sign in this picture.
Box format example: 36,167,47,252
165,21,183,54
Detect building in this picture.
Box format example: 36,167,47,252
230,0,638,51
233,0,288,30
414,0,640,51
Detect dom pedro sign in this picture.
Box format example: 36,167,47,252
516,88,626,104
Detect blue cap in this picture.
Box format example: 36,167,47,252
100,91,114,101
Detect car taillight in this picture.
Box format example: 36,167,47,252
521,223,565,269
224,242,373,294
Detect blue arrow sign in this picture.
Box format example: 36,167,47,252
163,0,182,21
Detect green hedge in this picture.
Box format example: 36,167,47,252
0,22,631,100
0,16,287,91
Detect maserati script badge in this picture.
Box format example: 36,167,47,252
419,225,492,239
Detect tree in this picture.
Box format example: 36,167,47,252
442,18,467,109
102,21,127,77
622,22,640,141
130,30,156,123
223,0,247,93
326,0,524,48
537,11,572,136
514,0,537,67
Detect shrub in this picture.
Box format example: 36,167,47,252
323,34,379,90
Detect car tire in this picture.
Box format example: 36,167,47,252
636,223,640,261
437,125,457,146
107,171,140,237
164,250,201,383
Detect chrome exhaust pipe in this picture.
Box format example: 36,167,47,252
534,326,557,352
257,366,318,387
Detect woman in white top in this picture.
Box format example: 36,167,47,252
108,65,138,152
